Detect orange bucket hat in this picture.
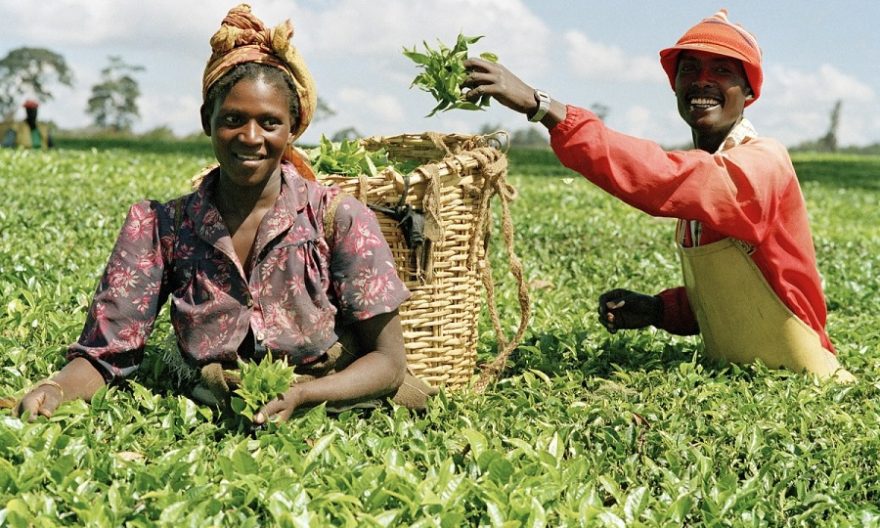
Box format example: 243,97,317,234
659,9,762,106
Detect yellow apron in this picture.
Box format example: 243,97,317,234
677,227,854,383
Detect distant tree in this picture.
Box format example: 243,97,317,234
0,47,74,119
86,56,145,132
510,127,548,147
478,122,503,135
590,102,610,121
139,125,176,141
331,127,361,142
818,100,842,153
314,97,335,122
792,99,844,153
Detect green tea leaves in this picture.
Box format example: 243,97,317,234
2,145,880,525
230,352,295,421
479,52,498,63
404,33,498,116
308,135,393,177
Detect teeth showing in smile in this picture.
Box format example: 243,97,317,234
235,153,262,161
690,97,721,108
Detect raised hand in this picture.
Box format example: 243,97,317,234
461,58,539,115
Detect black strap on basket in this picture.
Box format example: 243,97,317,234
367,174,428,251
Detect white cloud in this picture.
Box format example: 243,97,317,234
754,63,878,146
336,87,405,124
137,94,202,135
606,105,690,147
564,30,665,83
621,105,656,139
3,2,877,147
766,64,874,107
1,0,219,50
296,0,551,78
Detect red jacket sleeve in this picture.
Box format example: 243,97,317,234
549,106,794,246
656,287,699,336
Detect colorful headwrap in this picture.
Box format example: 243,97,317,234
659,9,763,106
203,3,317,141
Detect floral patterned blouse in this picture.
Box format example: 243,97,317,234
68,162,410,382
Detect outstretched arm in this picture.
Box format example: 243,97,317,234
15,200,171,420
462,58,567,129
254,310,407,424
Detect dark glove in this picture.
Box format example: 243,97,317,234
597,288,663,334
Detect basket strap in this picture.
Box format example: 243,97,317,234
322,190,349,246
470,150,532,393
426,131,454,156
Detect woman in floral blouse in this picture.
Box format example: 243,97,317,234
16,4,424,423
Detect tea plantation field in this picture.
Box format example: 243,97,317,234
1,143,879,526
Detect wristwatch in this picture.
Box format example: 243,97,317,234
528,89,551,122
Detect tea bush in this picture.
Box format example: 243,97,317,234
1,145,879,526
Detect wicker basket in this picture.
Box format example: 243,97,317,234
318,132,529,390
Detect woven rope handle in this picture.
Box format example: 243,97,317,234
468,151,532,393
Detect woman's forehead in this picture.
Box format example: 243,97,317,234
216,77,290,115
226,77,287,102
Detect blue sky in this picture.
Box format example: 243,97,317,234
2,0,878,147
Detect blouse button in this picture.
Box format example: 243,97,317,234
256,332,265,341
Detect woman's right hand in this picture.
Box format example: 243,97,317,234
461,58,539,115
598,289,663,333
13,357,106,421
16,382,64,421
462,58,567,128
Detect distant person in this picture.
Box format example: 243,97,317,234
14,4,434,423
2,99,53,149
463,10,854,381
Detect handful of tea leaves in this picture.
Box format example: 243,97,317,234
308,135,394,177
230,352,295,421
403,33,498,116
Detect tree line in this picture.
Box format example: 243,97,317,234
4,47,875,154
0,47,144,132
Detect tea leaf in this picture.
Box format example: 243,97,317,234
232,352,295,420
2,144,880,526
403,33,498,116
307,135,395,178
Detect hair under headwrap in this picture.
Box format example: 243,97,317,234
659,9,763,106
202,3,317,141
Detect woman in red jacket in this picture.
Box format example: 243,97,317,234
463,10,853,381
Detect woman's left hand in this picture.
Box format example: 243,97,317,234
251,311,406,425
253,385,303,425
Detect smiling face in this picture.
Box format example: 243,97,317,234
204,76,294,188
675,50,752,150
